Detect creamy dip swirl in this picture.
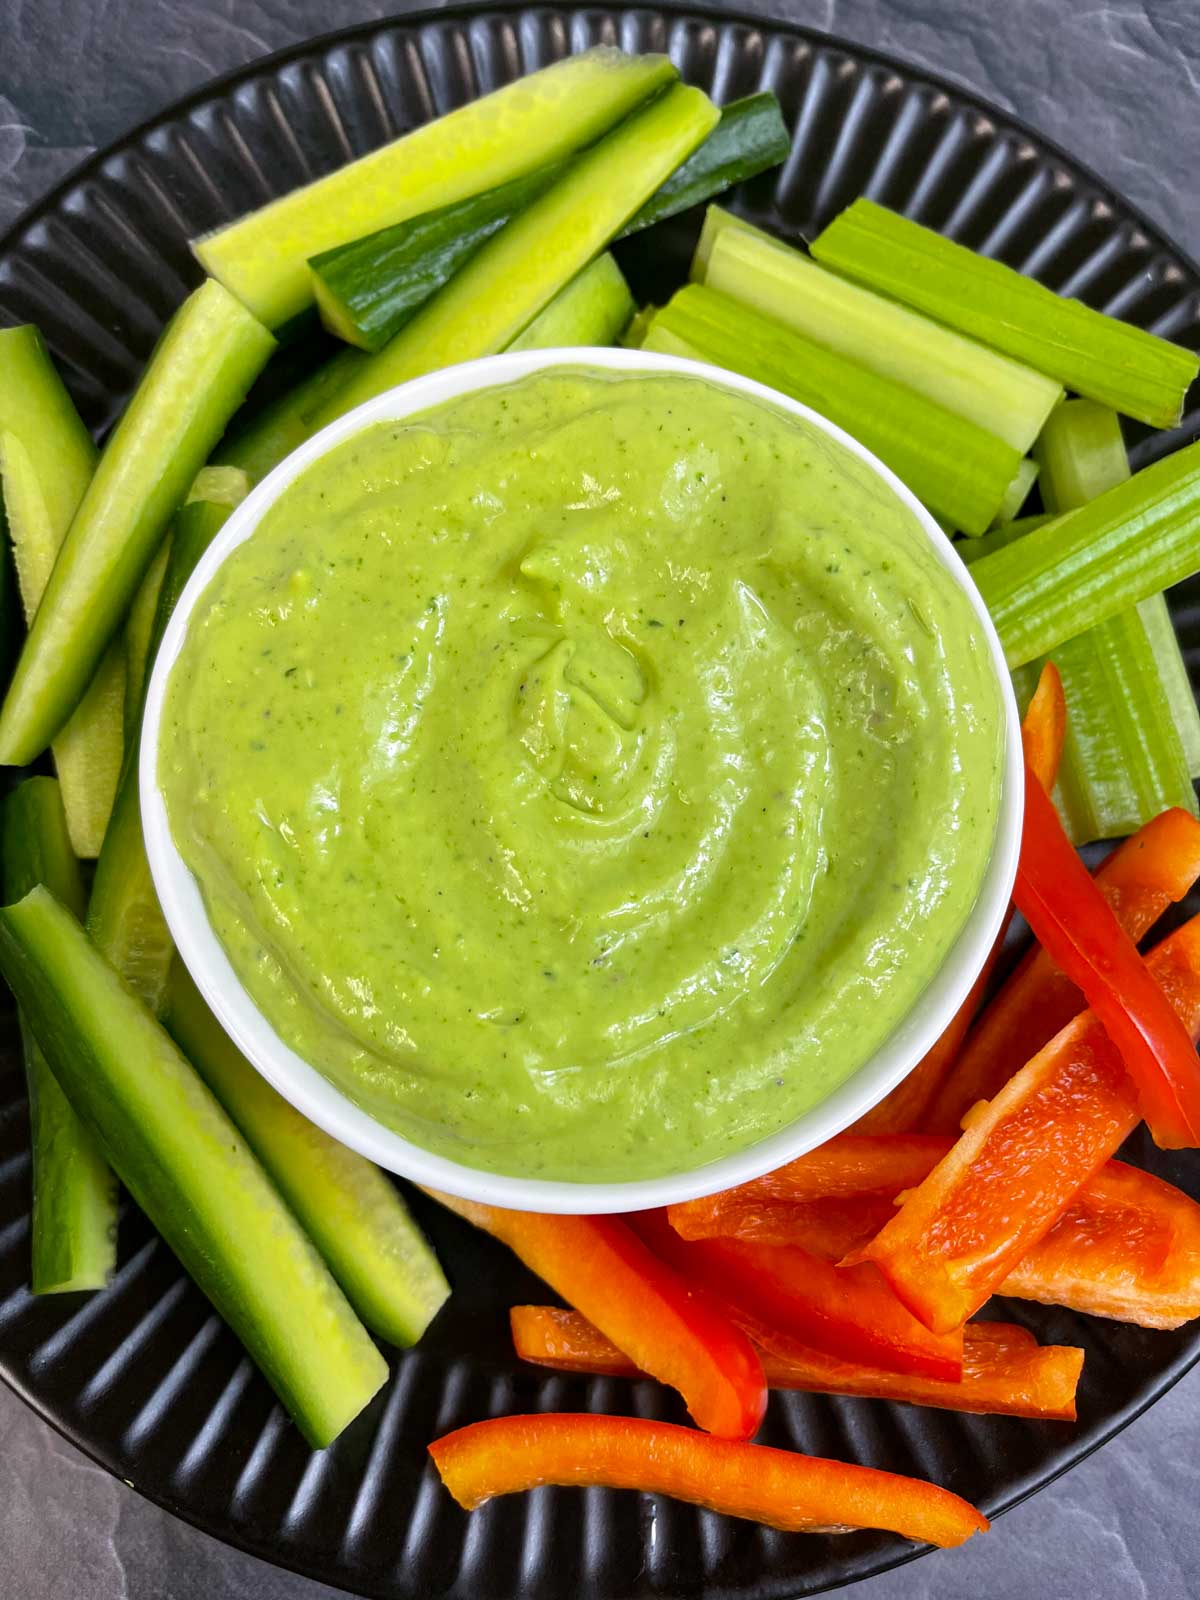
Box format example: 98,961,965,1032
160,368,1003,1181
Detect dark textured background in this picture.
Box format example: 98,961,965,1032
3,1,1200,1595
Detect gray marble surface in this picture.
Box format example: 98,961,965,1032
2,1,1200,1595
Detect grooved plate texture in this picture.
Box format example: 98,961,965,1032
1,8,1199,1597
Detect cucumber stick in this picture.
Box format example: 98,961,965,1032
617,92,789,238
508,254,634,350
1030,400,1195,842
316,84,719,424
88,469,250,1014
0,282,274,768
123,536,171,744
642,285,1023,534
215,347,365,483
2,780,117,1293
699,214,1062,454
310,93,786,355
811,198,1200,429
310,166,562,352
0,327,124,856
166,964,449,1347
195,48,677,329
0,885,388,1446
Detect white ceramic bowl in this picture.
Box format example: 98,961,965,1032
142,346,1023,1214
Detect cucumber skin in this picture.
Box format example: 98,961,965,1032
89,474,250,1015
0,281,274,768
310,166,563,353
320,83,720,423
617,92,789,238
195,48,678,329
166,964,450,1348
2,780,117,1293
0,886,388,1448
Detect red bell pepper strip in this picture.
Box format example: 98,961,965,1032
427,1192,765,1439
1020,660,1067,792
930,807,1200,1134
1015,766,1200,1148
846,913,1200,1332
429,1414,990,1546
628,1208,963,1382
671,1143,1200,1330
851,664,1066,1136
510,1306,1084,1421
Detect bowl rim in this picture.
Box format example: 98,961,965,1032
141,344,1023,1213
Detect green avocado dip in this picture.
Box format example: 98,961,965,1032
160,367,1004,1183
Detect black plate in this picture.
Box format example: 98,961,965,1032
2,7,1200,1597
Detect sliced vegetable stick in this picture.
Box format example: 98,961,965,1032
511,1306,1084,1421
430,1414,989,1546
427,1191,765,1440
848,914,1200,1332
672,1149,1200,1329
1016,767,1200,1147
929,807,1200,1132
629,1208,963,1382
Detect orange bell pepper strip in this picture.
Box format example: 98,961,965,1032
510,1306,1084,1422
671,1133,951,1214
1020,661,1067,792
1004,1159,1200,1329
1015,766,1200,1148
851,664,1066,1136
628,1208,963,1382
928,807,1200,1135
846,913,1200,1333
671,1145,1200,1330
428,1192,766,1439
429,1414,990,1547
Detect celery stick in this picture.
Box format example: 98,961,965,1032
1026,400,1196,839
620,305,659,350
1050,609,1195,841
2,779,117,1292
0,282,274,767
166,963,449,1348
702,217,1062,453
1033,399,1129,506
507,254,634,350
0,327,124,857
990,457,1039,528
0,886,387,1447
1139,591,1200,779
956,513,1055,566
971,438,1200,666
122,536,171,744
812,199,1200,428
195,49,676,329
642,284,1022,534
88,470,249,1014
315,85,718,424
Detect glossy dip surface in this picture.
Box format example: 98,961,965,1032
160,368,1004,1181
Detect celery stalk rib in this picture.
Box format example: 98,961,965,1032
1028,399,1196,841
811,199,1199,428
643,284,1022,534
971,437,1200,666
701,215,1062,454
